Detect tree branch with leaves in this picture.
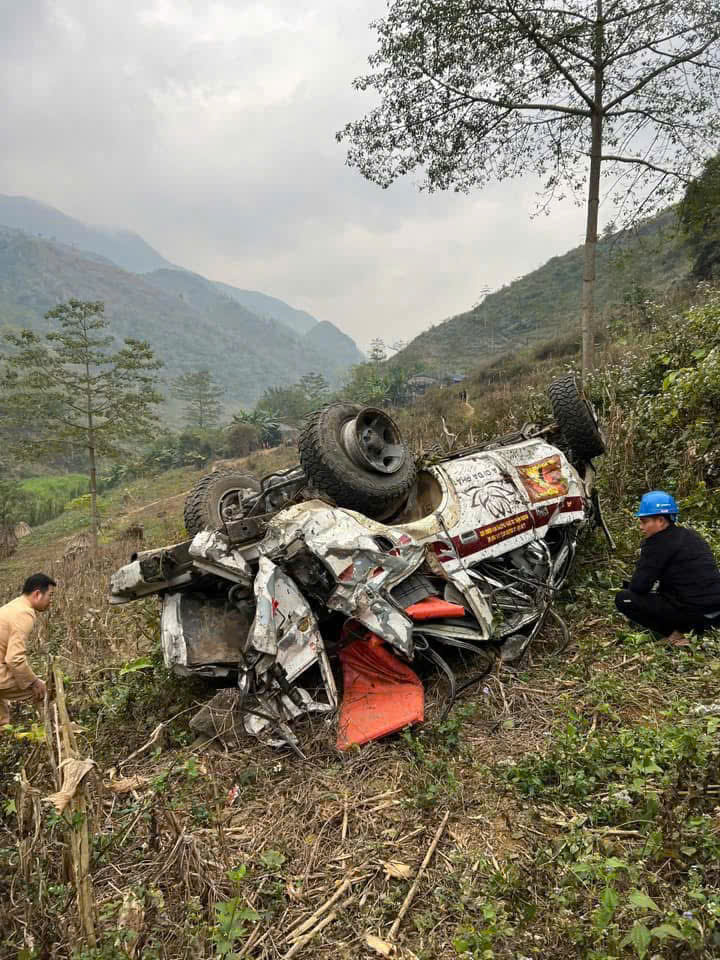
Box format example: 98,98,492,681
338,0,720,373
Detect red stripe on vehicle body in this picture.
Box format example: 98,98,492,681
430,496,585,562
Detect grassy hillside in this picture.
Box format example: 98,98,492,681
4,287,720,957
0,227,363,410
393,210,692,375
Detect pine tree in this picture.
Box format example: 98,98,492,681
174,369,225,429
1,299,162,549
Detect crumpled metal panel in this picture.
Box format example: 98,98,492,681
243,688,333,748
161,593,186,669
250,557,297,656
189,530,253,583
248,557,338,704
442,568,494,636
161,591,253,673
259,501,425,657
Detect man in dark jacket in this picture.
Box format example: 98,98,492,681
615,491,720,645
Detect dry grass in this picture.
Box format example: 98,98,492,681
0,552,596,960
3,346,720,957
2,572,716,960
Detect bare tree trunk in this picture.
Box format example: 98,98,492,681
88,436,99,552
581,0,604,377
85,350,99,552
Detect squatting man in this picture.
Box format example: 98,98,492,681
0,573,56,728
615,492,720,646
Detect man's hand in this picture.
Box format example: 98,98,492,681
30,678,46,702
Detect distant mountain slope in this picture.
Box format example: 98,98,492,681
143,268,362,372
0,194,358,354
213,282,318,336
0,227,360,409
393,211,692,374
0,194,173,274
304,320,364,368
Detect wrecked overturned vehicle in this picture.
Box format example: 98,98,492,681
111,375,608,752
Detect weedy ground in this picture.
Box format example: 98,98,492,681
3,296,720,959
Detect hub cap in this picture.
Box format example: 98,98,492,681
341,408,405,475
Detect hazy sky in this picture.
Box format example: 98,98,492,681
1,0,588,349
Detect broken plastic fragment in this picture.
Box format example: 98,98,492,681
405,597,466,620
336,631,424,750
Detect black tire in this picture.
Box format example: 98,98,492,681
548,375,605,462
299,402,416,519
184,472,261,536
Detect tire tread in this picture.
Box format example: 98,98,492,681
548,375,605,462
299,403,416,518
183,471,260,536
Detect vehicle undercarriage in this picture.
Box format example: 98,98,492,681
111,375,609,754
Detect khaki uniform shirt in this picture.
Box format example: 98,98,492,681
0,596,38,691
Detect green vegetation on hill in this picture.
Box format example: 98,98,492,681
213,282,319,336
0,195,328,339
19,474,89,526
0,193,173,273
4,285,720,957
393,210,691,375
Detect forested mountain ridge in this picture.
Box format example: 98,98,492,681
393,210,692,375
0,193,342,342
0,194,173,274
0,226,363,409
212,283,318,336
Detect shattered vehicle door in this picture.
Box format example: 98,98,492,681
258,500,428,657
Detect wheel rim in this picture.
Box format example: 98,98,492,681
341,408,405,475
217,486,255,524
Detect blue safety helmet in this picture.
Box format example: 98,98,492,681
635,490,678,520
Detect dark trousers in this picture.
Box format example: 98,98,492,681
615,589,708,636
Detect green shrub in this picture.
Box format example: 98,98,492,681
591,291,720,521
20,474,89,525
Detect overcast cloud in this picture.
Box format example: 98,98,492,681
1,0,587,349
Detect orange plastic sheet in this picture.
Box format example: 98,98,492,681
336,630,424,751
405,597,466,621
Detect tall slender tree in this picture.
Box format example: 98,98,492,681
339,0,720,373
369,338,388,364
174,369,225,429
298,371,331,408
1,299,162,549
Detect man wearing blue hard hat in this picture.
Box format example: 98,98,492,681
615,491,720,645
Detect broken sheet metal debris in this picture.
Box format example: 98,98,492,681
110,379,607,752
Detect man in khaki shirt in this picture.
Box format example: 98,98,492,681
0,573,56,727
